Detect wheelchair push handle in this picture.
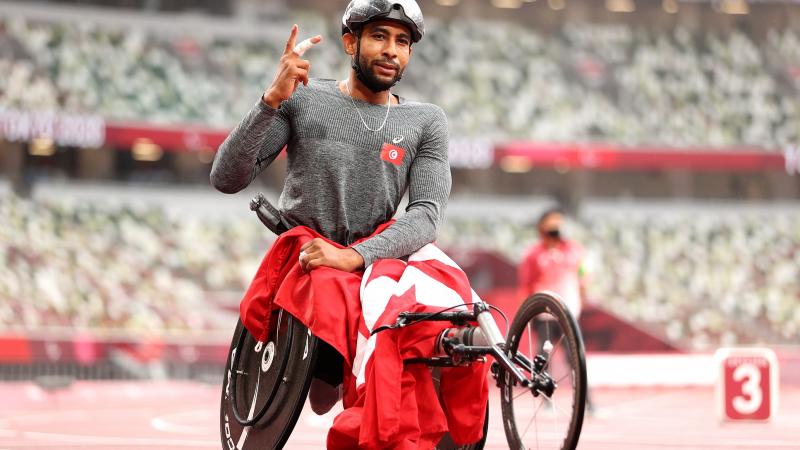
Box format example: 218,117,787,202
250,192,291,236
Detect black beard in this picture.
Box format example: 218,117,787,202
352,53,403,93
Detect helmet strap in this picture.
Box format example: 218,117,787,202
350,31,367,84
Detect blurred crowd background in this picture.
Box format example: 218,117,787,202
1,9,799,147
0,192,258,333
0,0,798,367
2,186,798,351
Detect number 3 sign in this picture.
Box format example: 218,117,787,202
715,348,779,421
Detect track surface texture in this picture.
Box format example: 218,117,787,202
0,381,797,449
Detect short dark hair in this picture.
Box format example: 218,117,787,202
537,207,564,227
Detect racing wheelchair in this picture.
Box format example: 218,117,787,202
220,194,587,450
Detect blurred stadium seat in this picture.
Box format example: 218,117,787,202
0,191,266,332
439,207,800,350
2,188,797,351
1,12,798,147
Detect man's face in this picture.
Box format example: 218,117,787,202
539,213,563,241
347,20,412,91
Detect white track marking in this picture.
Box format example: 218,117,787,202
20,431,214,446
150,410,212,435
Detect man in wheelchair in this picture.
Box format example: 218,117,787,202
211,1,489,448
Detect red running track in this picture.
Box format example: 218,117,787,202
0,381,797,449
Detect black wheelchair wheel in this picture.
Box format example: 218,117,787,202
432,368,490,450
500,292,587,450
220,310,319,450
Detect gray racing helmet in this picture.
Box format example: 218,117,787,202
341,0,425,43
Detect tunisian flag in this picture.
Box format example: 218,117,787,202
239,226,488,449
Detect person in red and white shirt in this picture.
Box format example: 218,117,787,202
518,207,595,411
518,208,587,316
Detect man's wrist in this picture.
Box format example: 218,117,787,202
261,90,282,109
347,248,365,270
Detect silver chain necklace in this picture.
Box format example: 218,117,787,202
345,79,391,133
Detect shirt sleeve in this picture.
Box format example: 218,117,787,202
351,106,451,267
209,97,292,194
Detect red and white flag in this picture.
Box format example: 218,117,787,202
329,244,489,449
353,244,477,385
239,228,488,450
380,143,405,166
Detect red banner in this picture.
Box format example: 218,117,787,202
0,335,32,363
0,335,227,365
497,141,787,172
97,121,790,172
104,121,229,151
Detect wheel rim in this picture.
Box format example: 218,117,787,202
501,295,586,450
220,313,319,450
230,309,294,427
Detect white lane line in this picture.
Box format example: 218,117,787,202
7,408,151,423
150,417,210,435
594,390,683,415
23,385,46,403
21,431,216,447
150,409,214,435
579,435,800,448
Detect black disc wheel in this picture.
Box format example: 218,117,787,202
220,310,318,450
500,292,587,450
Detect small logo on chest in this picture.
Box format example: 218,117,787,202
380,142,405,166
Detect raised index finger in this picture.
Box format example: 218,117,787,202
284,24,299,55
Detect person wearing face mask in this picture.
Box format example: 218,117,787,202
518,208,587,315
518,207,595,412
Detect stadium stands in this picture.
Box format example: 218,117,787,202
2,191,797,350
0,193,266,332
1,13,798,148
439,208,800,350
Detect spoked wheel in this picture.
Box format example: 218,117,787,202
432,367,489,450
500,292,587,450
220,310,319,450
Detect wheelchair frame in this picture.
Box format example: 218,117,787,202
219,194,587,450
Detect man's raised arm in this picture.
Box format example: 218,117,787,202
210,25,321,193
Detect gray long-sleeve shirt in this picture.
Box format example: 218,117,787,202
210,78,451,267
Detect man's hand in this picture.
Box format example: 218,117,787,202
299,238,365,273
262,24,322,109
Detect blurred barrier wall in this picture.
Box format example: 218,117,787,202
0,332,228,382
